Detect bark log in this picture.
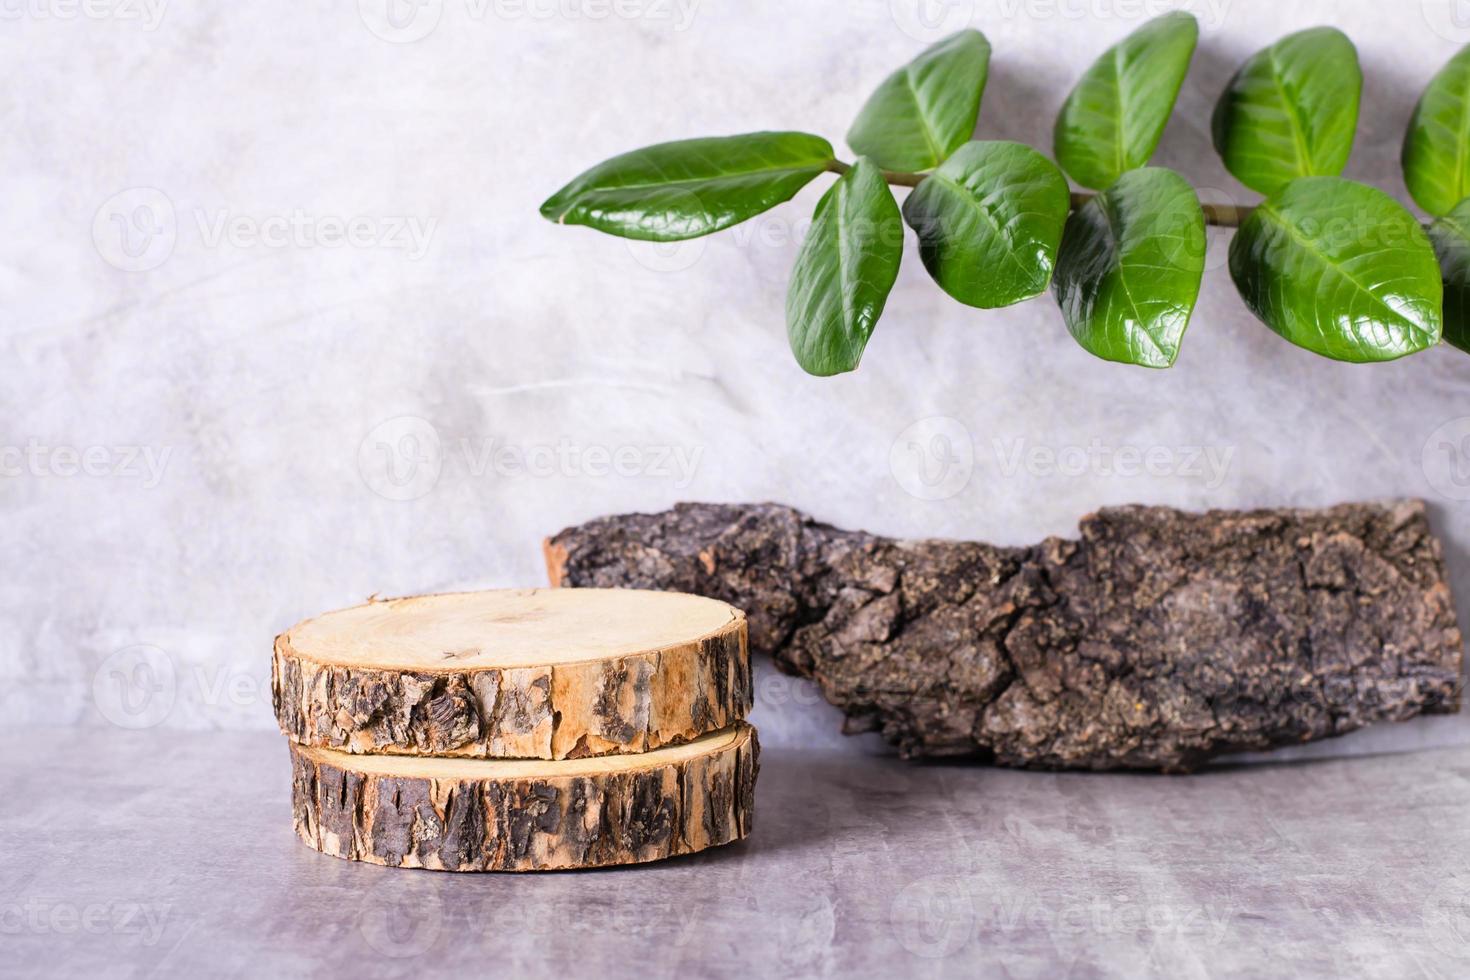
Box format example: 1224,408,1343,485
273,588,751,760
545,500,1464,772
290,724,757,871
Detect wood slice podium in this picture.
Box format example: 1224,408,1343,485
273,588,757,871
289,724,757,871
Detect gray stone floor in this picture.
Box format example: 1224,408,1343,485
3,728,1469,978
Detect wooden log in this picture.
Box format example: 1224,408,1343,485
289,723,758,871
272,588,751,760
545,501,1464,771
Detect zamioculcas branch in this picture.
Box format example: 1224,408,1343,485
541,14,1470,376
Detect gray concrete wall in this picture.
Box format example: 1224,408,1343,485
5,0,1469,761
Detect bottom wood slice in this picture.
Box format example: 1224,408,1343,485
289,723,758,872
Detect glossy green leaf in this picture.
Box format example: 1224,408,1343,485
1053,12,1198,190
901,140,1070,308
1404,45,1470,217
847,30,991,173
786,158,903,376
1212,27,1361,196
1052,167,1205,368
540,132,833,241
1230,176,1441,362
1428,198,1470,354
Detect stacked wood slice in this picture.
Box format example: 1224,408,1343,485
272,587,757,871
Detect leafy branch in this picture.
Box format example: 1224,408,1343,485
541,13,1470,375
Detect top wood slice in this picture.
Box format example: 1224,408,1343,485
272,588,750,760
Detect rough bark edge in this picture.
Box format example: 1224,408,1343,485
289,723,758,872
272,613,752,760
544,500,1465,772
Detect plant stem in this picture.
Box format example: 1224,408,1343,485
1070,191,1252,227
828,159,1254,227
826,159,926,187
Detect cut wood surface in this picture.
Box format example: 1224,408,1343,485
546,501,1465,771
273,588,751,760
290,722,758,871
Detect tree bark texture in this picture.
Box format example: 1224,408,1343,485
289,724,758,871
272,596,751,761
544,500,1464,771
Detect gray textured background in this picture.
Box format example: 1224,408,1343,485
5,0,1470,761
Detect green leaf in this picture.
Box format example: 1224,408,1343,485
786,158,903,376
540,132,834,241
1404,45,1470,217
847,30,991,173
901,140,1070,308
1053,12,1198,191
1052,167,1205,368
1427,198,1470,354
1230,176,1441,362
1212,27,1361,196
